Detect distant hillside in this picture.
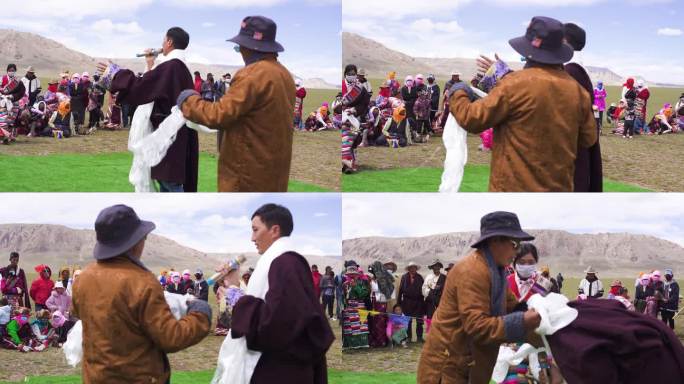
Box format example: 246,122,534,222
342,230,684,277
0,29,338,89
0,224,342,272
343,32,676,87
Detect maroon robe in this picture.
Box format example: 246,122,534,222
549,299,684,384
231,252,335,384
111,57,199,191
565,63,603,192
0,266,31,309
398,272,425,317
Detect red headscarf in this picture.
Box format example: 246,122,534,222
34,264,51,278
623,78,634,89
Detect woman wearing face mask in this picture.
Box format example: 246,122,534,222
0,64,26,103
400,75,418,124
165,271,183,294
507,243,553,304
342,64,357,95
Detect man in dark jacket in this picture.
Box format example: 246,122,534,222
398,262,425,342
193,269,209,302
427,74,440,129
661,269,679,329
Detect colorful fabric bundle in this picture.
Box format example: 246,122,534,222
342,299,369,349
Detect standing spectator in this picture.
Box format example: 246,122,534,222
593,81,607,130
0,252,30,309
166,271,183,294
357,68,372,95
29,264,54,311
540,266,560,293
556,272,564,291
200,73,217,102
401,76,418,123
320,268,335,320
180,269,194,294
311,265,322,301
426,74,440,128
661,269,679,329
69,73,87,134
57,267,71,289
294,79,307,130
1,64,26,102
578,266,604,298
635,80,650,134
193,71,202,93
215,73,230,99
193,269,209,302
413,74,431,141
46,281,71,316
398,262,425,343
21,66,41,106
158,269,169,287
438,70,462,130
422,260,446,323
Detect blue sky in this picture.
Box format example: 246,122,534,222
343,0,684,84
0,0,341,83
0,193,342,255
343,194,684,248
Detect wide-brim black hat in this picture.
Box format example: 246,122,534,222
509,16,573,65
227,15,284,53
471,211,534,248
93,204,156,261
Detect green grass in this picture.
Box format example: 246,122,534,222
0,152,330,192
0,369,416,384
342,166,651,192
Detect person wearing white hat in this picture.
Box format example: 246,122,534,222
46,281,72,318
578,266,604,298
21,66,41,106
438,70,464,130
293,78,307,130
398,261,425,342
635,79,651,134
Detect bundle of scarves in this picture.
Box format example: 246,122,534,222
63,291,192,366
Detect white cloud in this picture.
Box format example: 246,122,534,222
657,27,682,36
410,19,463,34
166,0,286,8
201,22,216,28
343,194,684,247
343,0,471,19
314,212,329,217
91,19,144,34
2,0,154,20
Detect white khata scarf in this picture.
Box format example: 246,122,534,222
439,87,488,193
128,49,214,192
212,236,299,384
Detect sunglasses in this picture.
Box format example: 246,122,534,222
233,45,241,53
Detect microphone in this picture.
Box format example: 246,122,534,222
136,49,162,58
206,255,247,285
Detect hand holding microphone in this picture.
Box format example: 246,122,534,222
136,48,163,58
207,255,247,286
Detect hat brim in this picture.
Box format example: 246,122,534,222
405,264,421,271
93,220,155,261
470,230,535,248
428,262,444,269
509,36,574,65
227,34,284,53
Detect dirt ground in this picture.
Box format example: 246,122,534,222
1,128,340,191
353,132,684,192
0,318,346,382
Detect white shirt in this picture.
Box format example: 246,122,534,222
422,272,445,298
371,280,387,303
578,278,604,297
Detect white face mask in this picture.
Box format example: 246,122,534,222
7,71,15,78
516,264,537,279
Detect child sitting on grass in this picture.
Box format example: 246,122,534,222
387,304,409,348
1,307,39,352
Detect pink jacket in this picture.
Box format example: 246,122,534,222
45,290,71,315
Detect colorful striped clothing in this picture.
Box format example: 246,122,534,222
342,299,369,349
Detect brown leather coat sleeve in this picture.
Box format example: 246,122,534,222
448,84,511,134
456,267,506,345
578,88,598,148
181,69,257,129
137,277,209,353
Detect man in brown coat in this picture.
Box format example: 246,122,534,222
72,205,211,384
178,16,295,192
449,16,597,192
417,211,542,384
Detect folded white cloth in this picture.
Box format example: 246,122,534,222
527,292,578,336
63,292,193,367
492,343,545,382
439,87,487,193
